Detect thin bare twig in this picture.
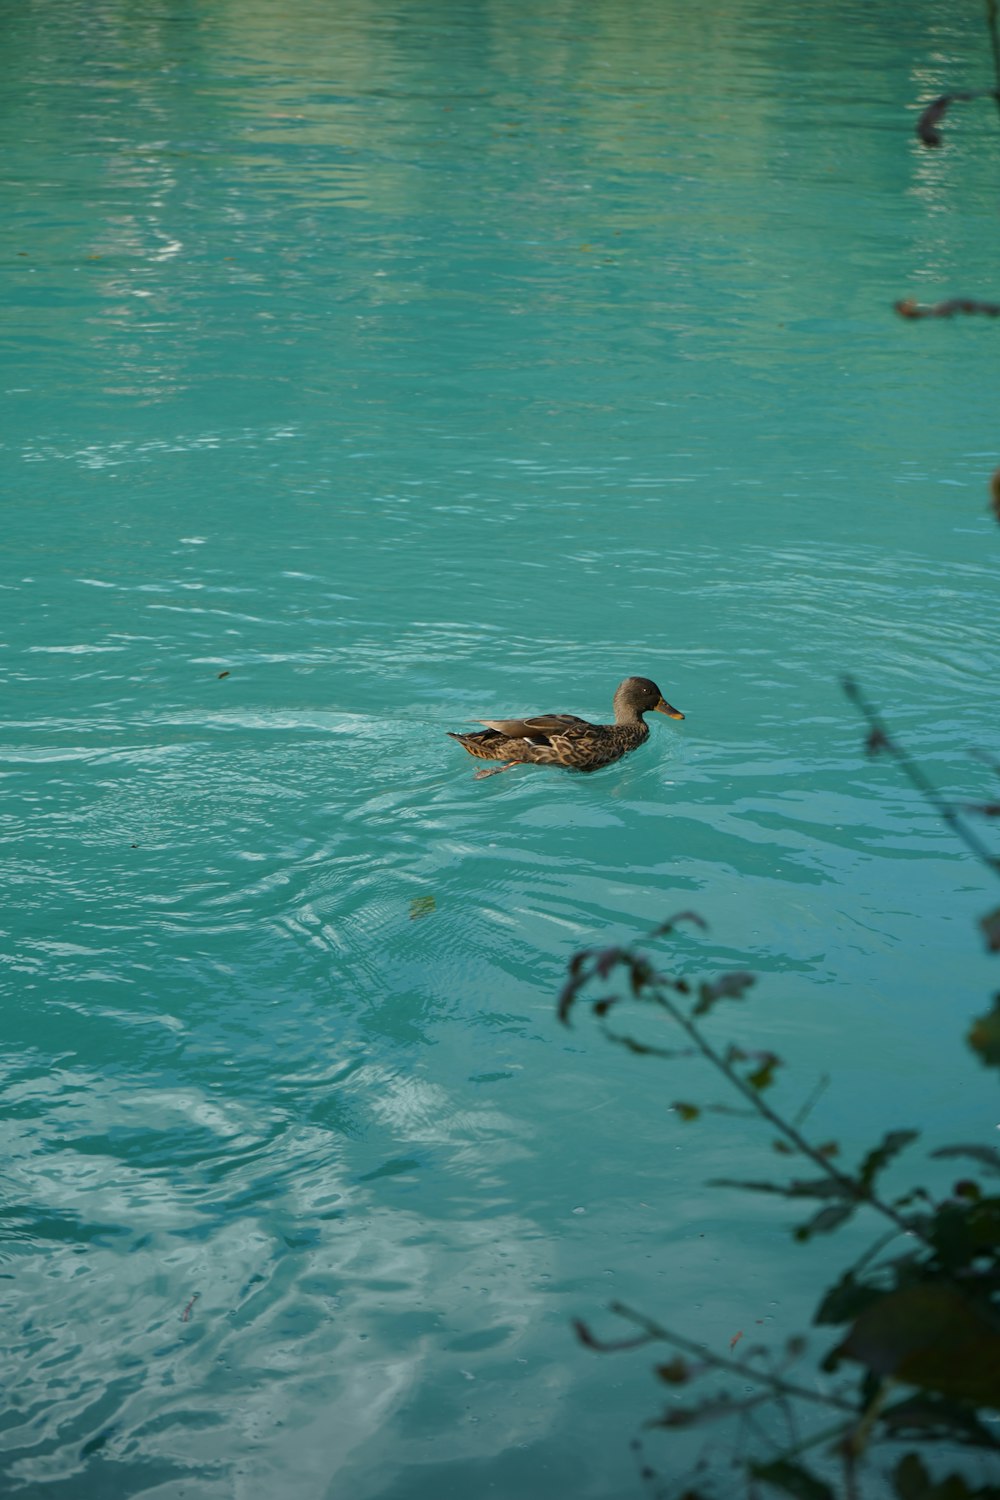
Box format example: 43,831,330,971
606,1301,859,1417
842,677,1000,876
605,985,929,1247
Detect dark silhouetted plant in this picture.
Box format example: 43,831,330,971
559,693,1000,1499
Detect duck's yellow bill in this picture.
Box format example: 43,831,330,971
655,699,685,720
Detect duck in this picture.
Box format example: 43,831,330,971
448,676,684,779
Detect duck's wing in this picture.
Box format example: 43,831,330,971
477,713,592,743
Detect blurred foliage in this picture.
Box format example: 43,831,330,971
560,906,1000,1497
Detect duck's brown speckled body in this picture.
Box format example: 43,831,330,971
448,676,684,779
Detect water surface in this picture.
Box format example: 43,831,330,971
3,2,1000,1495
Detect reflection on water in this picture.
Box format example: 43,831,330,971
3,0,1000,1495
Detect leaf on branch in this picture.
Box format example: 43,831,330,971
747,1052,781,1091
557,977,582,1025
750,1456,837,1500
649,909,708,939
693,971,755,1017
647,1391,751,1430
630,960,655,997
608,1031,682,1059
894,1187,932,1210
815,1271,886,1327
672,1101,701,1122
882,1393,1000,1451
568,950,591,979
828,1284,1000,1409
655,1356,692,1384
932,1144,1000,1176
991,468,1000,525
964,802,1000,817
930,1195,1000,1262
572,1317,656,1354
593,946,624,979
892,1450,991,1499
700,1102,758,1119
859,1129,919,1189
794,1201,856,1241
979,911,1000,954
968,994,1000,1069
709,1174,853,1200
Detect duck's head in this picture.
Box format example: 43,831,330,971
615,676,685,722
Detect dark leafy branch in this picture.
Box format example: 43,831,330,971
560,899,1000,1496
560,928,931,1247
840,676,1000,881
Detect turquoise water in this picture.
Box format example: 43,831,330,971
3,1,1000,1494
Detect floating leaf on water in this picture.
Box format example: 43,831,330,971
409,895,436,920
894,296,1000,320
